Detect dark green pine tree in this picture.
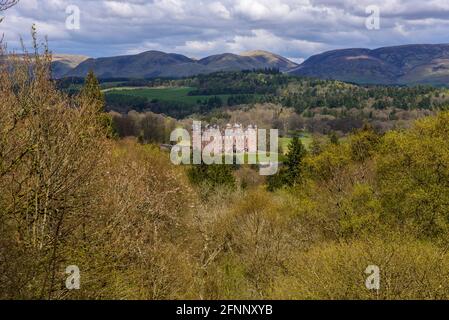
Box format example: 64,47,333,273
80,70,115,137
284,136,306,187
267,136,306,191
80,70,105,113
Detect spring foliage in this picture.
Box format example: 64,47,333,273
1,43,449,300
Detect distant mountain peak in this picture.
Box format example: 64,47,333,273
241,50,299,70
51,54,89,79
241,50,282,60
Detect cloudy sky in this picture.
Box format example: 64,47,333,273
1,0,449,62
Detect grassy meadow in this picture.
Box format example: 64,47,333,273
105,86,234,106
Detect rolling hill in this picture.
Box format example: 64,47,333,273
56,44,449,86
0,54,88,79
241,50,299,71
65,51,207,79
61,50,299,79
51,54,89,78
288,44,449,85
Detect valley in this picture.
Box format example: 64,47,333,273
3,42,449,301
3,0,449,304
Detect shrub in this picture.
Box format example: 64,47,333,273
270,236,449,300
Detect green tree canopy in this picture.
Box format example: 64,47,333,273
267,136,306,191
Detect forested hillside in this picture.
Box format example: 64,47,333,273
75,70,449,139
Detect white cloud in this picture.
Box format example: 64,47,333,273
2,0,449,60
104,1,136,18
180,40,222,53
208,2,231,19
228,29,327,55
394,23,409,36
154,0,186,19
171,29,327,61
234,0,291,20
18,0,38,10
288,57,305,64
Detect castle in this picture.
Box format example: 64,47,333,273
194,123,259,154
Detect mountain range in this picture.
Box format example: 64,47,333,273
57,50,298,79
289,44,449,86
53,44,449,86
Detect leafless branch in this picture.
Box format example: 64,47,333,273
0,0,18,12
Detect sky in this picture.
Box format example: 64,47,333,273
1,0,449,62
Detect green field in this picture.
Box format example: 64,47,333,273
280,133,313,153
104,87,234,105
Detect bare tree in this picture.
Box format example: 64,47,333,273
0,0,18,11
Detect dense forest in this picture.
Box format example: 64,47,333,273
59,70,449,120
50,69,449,147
